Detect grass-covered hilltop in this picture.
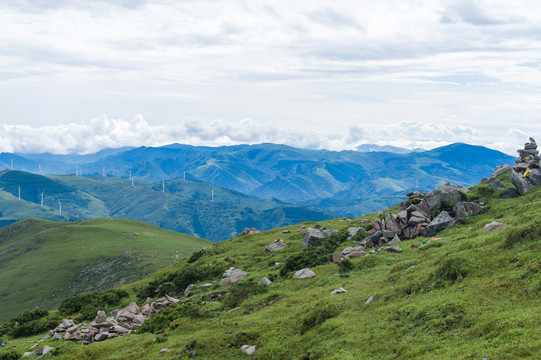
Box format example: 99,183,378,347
0,144,540,359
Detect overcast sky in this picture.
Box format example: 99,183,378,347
1,0,540,155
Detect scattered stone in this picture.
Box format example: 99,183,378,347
42,346,54,355
453,202,482,220
293,268,316,279
240,227,259,235
331,287,347,295
484,221,507,232
241,345,256,355
365,294,376,305
160,348,169,353
282,229,290,233
302,228,338,248
259,277,272,286
94,332,109,342
95,311,106,324
488,178,506,189
220,267,248,286
184,284,194,297
266,238,288,251
500,187,520,199
200,283,213,288
388,234,401,245
207,290,229,301
383,246,402,253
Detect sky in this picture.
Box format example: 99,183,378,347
1,0,540,155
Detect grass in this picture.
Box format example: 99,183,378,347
0,218,211,322
1,175,540,359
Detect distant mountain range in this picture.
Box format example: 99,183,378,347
0,142,515,238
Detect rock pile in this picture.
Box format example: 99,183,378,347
240,227,259,235
509,137,541,195
51,296,183,345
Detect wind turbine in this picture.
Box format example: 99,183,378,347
131,177,134,188
162,179,165,193
58,200,62,216
102,167,106,177
40,192,44,206
10,159,13,170
211,186,215,202
76,167,79,177
39,163,42,175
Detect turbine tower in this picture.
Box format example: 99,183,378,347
10,159,13,170
102,167,106,177
58,200,62,216
39,163,42,175
162,179,165,193
211,186,215,202
40,192,44,206
76,167,79,177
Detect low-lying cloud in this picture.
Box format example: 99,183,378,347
0,115,536,155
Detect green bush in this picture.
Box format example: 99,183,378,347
431,257,470,285
360,223,374,231
0,351,21,360
187,250,204,263
220,281,269,310
336,258,354,273
0,309,62,338
357,255,379,270
299,303,340,334
58,288,128,321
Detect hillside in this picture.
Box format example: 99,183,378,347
2,166,539,359
0,171,330,241
0,218,211,322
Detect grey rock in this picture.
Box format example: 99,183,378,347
62,319,75,328
53,333,63,341
220,267,248,286
388,234,401,245
160,348,169,353
259,277,272,286
500,187,520,199
382,230,396,238
42,345,54,355
383,246,403,253
369,230,382,244
94,332,109,341
408,216,426,225
417,184,464,217
490,164,512,180
484,221,507,232
266,238,288,251
95,310,106,324
302,228,338,248
527,168,541,185
510,169,533,195
124,302,140,315
365,294,377,305
241,345,256,355
331,287,347,295
332,252,344,262
420,211,454,237
488,179,506,189
293,268,316,279
347,249,367,258
184,284,194,297
347,227,368,238
453,202,482,220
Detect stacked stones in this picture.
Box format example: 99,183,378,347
52,296,182,345
510,137,541,194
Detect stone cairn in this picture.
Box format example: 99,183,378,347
302,183,484,261
509,137,541,195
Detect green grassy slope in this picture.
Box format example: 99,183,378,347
0,171,330,241
0,218,211,321
11,170,536,359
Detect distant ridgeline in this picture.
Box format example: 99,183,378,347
0,143,515,222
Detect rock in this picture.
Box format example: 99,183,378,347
220,267,248,286
510,169,532,195
388,234,401,245
484,221,507,232
383,246,402,253
331,287,347,295
347,227,368,238
282,229,290,233
160,348,169,353
53,333,63,341
500,187,520,198
382,230,396,238
241,345,256,355
165,294,181,303
42,345,54,355
124,302,140,315
417,184,464,217
23,352,34,357
298,226,306,231
453,202,482,220
365,294,376,305
184,284,194,297
368,230,382,244
62,319,75,328
347,249,367,258
94,332,109,341
420,211,454,237
200,283,213,288
207,290,229,300
408,216,426,225
527,168,541,185
67,325,79,334
266,238,288,251
95,311,107,323
488,179,506,189
259,277,272,286
332,252,344,262
111,325,130,334
292,268,316,279
302,228,338,248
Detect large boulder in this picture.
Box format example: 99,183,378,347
292,268,316,279
527,169,541,186
347,227,368,238
510,170,533,195
420,211,454,237
302,228,338,248
489,164,512,180
220,267,248,286
266,238,287,251
452,202,482,220
484,221,506,232
488,179,506,190
417,184,464,218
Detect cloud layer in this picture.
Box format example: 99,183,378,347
0,115,537,155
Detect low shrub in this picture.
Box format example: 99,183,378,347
0,351,21,360
336,258,354,273
59,288,129,321
220,281,269,310
431,256,470,286
187,249,205,263
138,303,210,334
299,303,340,335
0,309,62,338
502,219,541,249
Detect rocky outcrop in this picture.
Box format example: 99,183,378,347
510,137,540,195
